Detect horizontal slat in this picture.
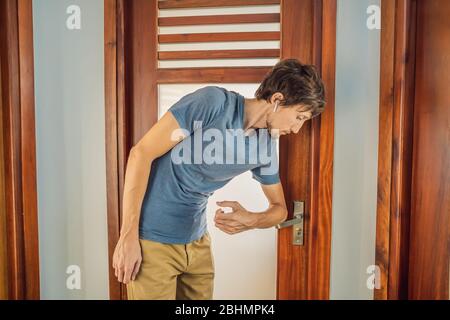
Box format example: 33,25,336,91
156,67,271,83
158,49,280,60
158,5,280,17
159,0,281,10
158,13,280,26
159,41,280,51
159,58,279,68
159,31,280,43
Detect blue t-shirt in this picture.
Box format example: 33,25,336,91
139,86,280,244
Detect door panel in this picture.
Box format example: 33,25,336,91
375,0,450,300
408,0,450,300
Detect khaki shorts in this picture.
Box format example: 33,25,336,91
127,231,215,300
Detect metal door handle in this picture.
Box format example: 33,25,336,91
275,214,303,229
275,200,305,246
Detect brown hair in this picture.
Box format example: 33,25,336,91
255,59,326,118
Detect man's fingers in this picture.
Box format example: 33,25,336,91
131,260,142,281
117,268,124,283
215,211,235,221
123,265,133,284
215,221,240,234
215,218,241,227
216,201,239,211
215,221,230,231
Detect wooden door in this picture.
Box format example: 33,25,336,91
375,0,450,300
104,0,336,300
408,0,450,300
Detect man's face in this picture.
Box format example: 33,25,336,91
266,103,313,138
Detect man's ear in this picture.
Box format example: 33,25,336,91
270,92,284,104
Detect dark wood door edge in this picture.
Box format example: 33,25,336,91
0,0,40,300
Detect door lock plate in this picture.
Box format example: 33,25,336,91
275,200,305,246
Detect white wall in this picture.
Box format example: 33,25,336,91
330,0,381,299
33,0,109,299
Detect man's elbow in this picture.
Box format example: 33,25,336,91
129,145,155,164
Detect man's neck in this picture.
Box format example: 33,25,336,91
243,97,272,132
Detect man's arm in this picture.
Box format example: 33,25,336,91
252,182,288,228
113,111,185,284
119,111,185,238
215,182,288,234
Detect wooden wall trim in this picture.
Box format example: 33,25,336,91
0,0,40,300
105,0,138,300
1,0,25,300
306,0,336,300
0,29,8,301
17,0,40,300
129,0,159,145
157,67,272,83
375,0,417,300
104,0,123,300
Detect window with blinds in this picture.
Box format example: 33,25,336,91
157,0,281,68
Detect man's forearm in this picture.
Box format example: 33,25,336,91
250,204,288,229
120,147,153,239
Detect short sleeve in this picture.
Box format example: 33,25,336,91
250,136,280,185
168,86,226,135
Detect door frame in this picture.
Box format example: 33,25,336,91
0,0,40,300
374,0,417,300
104,0,336,300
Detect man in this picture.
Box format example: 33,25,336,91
112,59,326,300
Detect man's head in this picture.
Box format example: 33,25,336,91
255,59,326,137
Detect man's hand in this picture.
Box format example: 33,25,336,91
112,234,142,284
214,201,257,235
